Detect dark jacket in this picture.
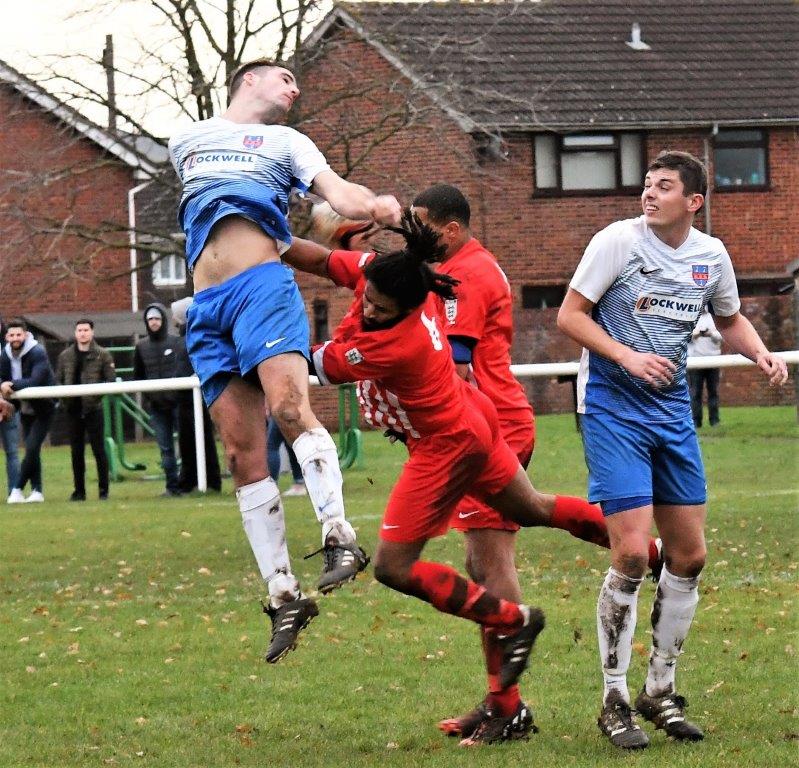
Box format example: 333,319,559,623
134,303,182,410
56,340,116,412
0,335,56,417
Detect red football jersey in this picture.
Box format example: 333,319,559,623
436,238,533,427
327,249,372,342
313,294,469,441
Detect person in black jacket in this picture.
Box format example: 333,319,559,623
171,298,222,493
133,304,181,497
56,319,116,501
1,319,57,503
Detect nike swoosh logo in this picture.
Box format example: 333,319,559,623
381,524,400,530
640,267,660,275
265,337,286,348
458,511,480,519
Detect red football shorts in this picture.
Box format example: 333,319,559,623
379,388,520,543
450,417,535,533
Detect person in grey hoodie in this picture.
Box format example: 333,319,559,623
0,319,56,503
133,303,182,496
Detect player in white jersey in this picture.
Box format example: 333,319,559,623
168,58,401,664
558,151,788,749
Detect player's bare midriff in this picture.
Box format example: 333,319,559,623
193,215,281,291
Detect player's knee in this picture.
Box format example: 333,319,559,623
666,546,706,578
271,399,304,434
373,551,410,591
614,551,649,580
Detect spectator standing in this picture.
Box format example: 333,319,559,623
56,319,116,501
171,298,222,493
1,319,57,503
133,304,182,497
688,307,723,427
0,318,20,497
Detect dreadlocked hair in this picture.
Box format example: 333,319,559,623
363,210,460,311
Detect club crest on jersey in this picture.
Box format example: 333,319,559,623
243,135,263,149
345,348,364,365
691,264,709,287
444,298,458,324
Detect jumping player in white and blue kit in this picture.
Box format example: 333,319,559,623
168,59,401,663
558,151,788,750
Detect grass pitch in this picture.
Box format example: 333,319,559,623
1,406,796,767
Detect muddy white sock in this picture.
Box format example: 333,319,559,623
597,567,644,705
292,428,355,546
645,565,699,697
236,477,300,607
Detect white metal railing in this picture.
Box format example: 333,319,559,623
8,350,798,493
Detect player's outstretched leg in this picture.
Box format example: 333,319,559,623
237,477,318,662
259,354,368,594
293,427,369,592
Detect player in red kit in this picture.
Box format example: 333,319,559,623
309,214,551,712
410,184,662,742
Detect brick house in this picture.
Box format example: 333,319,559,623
295,0,798,415
0,60,186,345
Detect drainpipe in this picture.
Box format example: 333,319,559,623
702,122,719,235
128,180,151,313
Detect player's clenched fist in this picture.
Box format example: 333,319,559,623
371,195,402,227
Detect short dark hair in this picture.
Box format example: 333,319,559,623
412,184,471,227
228,58,292,100
75,319,94,329
364,211,458,312
648,151,708,197
6,318,27,332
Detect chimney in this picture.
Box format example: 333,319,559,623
626,22,652,51
102,34,118,133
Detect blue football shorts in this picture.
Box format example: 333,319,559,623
580,410,707,515
186,262,310,406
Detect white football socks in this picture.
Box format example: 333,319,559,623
645,565,700,697
236,477,300,608
292,427,356,546
597,567,644,705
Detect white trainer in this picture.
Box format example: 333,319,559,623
7,488,25,504
282,484,307,497
25,491,45,503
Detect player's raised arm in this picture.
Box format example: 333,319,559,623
557,288,676,387
283,237,332,278
311,170,401,226
713,312,788,386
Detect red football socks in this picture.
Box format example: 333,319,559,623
550,495,610,548
551,495,661,568
481,626,522,716
407,560,524,632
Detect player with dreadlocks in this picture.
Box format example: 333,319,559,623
306,212,552,741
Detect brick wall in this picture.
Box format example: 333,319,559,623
297,31,797,424
0,85,133,316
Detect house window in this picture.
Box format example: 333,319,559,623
713,129,769,190
312,299,329,344
534,132,644,195
152,254,186,286
521,284,566,309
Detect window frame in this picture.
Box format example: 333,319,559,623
712,129,770,193
151,253,187,287
532,131,646,197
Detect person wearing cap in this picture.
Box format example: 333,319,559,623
171,297,222,493
133,303,182,497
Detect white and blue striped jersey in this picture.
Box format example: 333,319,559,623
571,216,740,422
168,116,330,270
